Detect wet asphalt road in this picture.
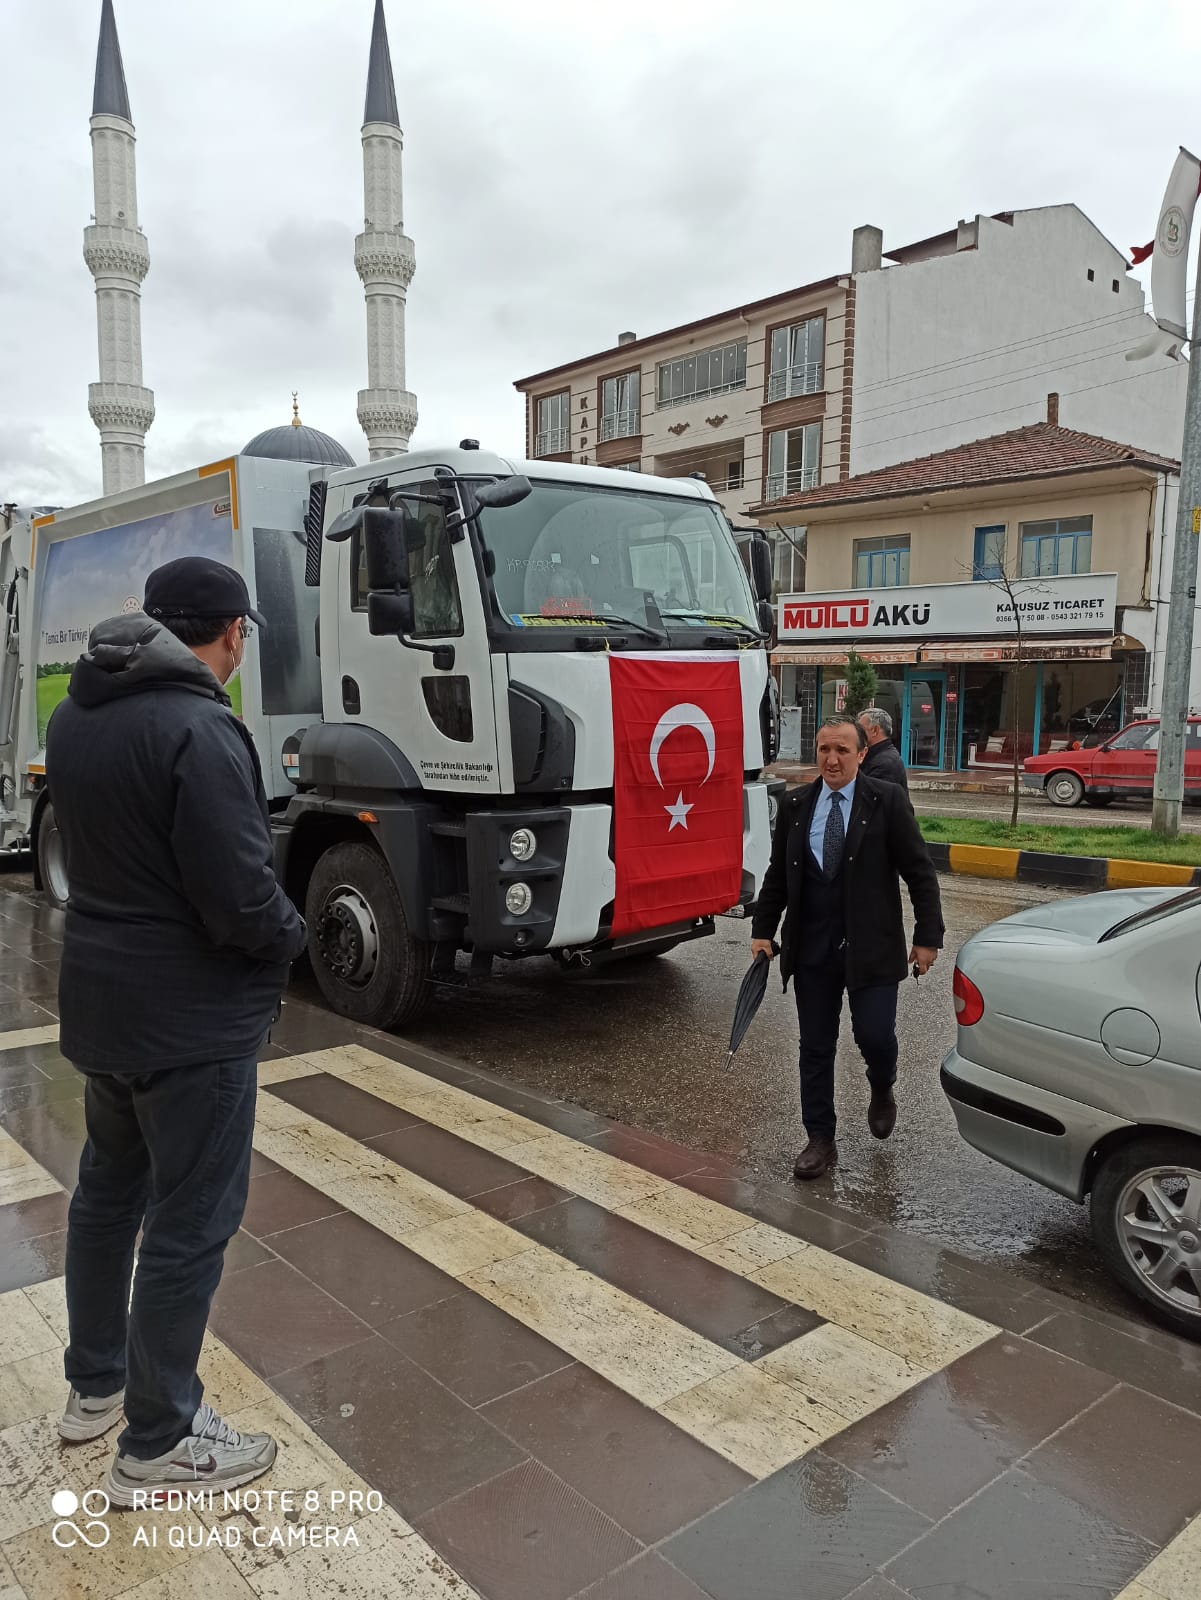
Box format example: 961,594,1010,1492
0,851,1124,1317
398,876,1126,1312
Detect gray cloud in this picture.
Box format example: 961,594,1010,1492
3,0,1200,507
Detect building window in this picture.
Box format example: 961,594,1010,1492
726,460,744,490
656,339,747,408
600,370,640,441
853,534,910,588
1019,515,1092,577
770,527,806,594
767,316,825,402
535,391,569,456
611,461,640,472
972,525,1006,581
764,423,821,501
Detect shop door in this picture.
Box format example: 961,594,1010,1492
903,670,946,769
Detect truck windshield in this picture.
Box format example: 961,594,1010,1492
477,480,757,640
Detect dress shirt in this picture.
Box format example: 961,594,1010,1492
808,778,856,872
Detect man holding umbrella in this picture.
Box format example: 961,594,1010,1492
751,714,943,1180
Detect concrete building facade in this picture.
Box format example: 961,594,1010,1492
513,205,1187,606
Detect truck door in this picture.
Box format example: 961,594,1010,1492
333,477,502,794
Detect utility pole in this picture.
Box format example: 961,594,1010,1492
1152,280,1201,836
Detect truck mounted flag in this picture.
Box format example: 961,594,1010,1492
609,656,744,936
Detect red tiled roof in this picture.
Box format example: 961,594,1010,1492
750,423,1180,515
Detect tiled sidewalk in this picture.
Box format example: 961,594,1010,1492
0,896,1199,1598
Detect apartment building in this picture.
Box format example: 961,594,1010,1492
763,409,1180,772
513,205,1186,600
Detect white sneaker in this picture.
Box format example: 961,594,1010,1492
106,1402,276,1508
59,1387,125,1442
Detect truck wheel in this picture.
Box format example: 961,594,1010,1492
1045,770,1085,807
306,842,430,1030
1091,1135,1201,1341
36,801,69,910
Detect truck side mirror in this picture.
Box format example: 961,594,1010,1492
367,590,415,638
756,598,775,637
749,535,773,604
474,475,532,510
362,507,413,589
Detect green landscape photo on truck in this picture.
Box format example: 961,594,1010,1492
35,497,242,743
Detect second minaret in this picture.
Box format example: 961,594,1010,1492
356,0,418,459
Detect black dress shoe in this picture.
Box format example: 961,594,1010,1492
868,1088,897,1140
793,1139,837,1180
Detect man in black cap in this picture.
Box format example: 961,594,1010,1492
46,557,307,1505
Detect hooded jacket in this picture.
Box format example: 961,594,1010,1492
46,615,307,1072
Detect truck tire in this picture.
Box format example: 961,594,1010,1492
1045,770,1085,807
36,801,69,910
305,841,431,1030
1091,1135,1201,1341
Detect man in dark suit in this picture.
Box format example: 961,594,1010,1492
752,715,943,1180
858,708,909,790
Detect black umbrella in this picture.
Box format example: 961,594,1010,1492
726,944,778,1068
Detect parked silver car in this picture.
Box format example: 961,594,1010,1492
942,886,1201,1338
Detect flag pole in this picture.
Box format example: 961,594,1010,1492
1152,272,1201,837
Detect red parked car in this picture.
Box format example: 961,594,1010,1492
1022,716,1201,807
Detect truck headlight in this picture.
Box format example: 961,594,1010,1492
509,828,537,862
505,882,533,915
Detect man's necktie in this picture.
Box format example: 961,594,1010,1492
824,791,845,879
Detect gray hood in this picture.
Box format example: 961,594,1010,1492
67,614,230,709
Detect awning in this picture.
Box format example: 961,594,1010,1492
772,644,918,667
916,637,1114,663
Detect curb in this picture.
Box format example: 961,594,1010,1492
923,842,1201,891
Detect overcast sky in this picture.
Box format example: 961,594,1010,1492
3,0,1200,508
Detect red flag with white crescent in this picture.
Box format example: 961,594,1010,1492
609,656,744,936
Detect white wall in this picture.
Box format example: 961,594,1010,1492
851,206,1187,471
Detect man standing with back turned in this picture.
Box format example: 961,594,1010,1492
46,557,307,1505
752,715,943,1179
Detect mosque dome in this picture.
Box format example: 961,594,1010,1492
243,395,355,468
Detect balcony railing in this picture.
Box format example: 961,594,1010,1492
764,465,818,502
766,362,823,403
535,427,569,456
600,410,639,442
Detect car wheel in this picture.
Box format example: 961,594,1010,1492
1083,795,1114,808
1045,770,1085,807
1091,1135,1201,1340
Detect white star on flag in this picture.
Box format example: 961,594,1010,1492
665,792,693,831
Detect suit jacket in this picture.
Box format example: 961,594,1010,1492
862,737,909,791
751,772,944,990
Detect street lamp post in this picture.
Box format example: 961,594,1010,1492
1152,280,1201,837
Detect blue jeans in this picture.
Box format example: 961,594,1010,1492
794,957,898,1142
64,1054,258,1460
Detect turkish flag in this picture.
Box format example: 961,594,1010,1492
609,656,744,936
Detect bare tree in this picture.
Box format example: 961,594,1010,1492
966,556,1051,828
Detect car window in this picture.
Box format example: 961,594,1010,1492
1100,888,1201,942
1106,723,1159,752
1188,723,1201,748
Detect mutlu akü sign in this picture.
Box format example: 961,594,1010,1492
778,574,1117,641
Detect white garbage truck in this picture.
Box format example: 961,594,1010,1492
0,445,778,1027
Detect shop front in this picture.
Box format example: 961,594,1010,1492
775,574,1133,772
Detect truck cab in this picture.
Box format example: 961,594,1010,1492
282,445,775,1026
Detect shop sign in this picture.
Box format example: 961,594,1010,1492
778,573,1117,642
